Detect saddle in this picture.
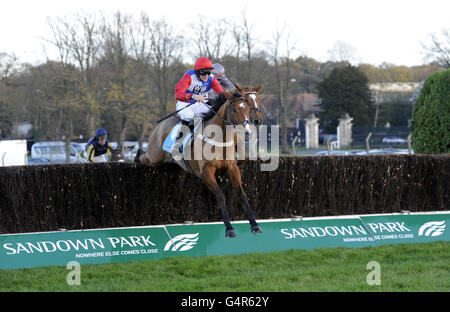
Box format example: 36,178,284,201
162,120,203,174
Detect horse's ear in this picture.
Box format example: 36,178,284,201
255,84,263,93
224,90,233,100
233,82,242,91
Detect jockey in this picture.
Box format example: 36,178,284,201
85,128,114,163
212,63,235,90
174,57,225,130
207,63,236,102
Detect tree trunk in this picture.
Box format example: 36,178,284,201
279,81,288,154
119,115,127,156
65,119,73,163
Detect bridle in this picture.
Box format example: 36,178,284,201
243,91,261,113
227,96,252,128
243,91,264,125
207,96,251,128
196,96,251,148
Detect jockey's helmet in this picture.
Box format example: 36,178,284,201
194,57,214,78
212,63,225,77
95,128,107,137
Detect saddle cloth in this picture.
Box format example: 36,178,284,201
163,120,206,154
163,121,200,174
162,122,184,153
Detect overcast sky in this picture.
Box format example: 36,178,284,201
1,0,449,67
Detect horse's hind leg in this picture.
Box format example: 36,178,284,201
227,164,263,234
202,166,236,238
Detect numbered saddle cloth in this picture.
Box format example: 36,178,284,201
162,122,183,153
162,122,196,174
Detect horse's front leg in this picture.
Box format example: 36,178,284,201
227,164,263,234
202,165,236,238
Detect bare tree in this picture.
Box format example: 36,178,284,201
230,21,244,80
270,28,286,153
189,15,229,61
100,11,133,151
422,28,450,69
327,40,358,64
371,63,392,128
268,26,297,154
128,13,153,148
241,13,256,84
145,16,184,117
0,52,20,138
46,17,83,162
128,14,183,147
47,13,103,137
0,52,19,83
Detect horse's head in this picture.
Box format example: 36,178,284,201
234,83,264,126
223,90,252,134
110,146,124,162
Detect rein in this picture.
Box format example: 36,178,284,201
197,96,250,148
195,133,234,147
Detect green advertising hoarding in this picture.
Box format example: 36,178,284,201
0,226,170,269
360,213,449,246
163,217,375,259
1,212,449,270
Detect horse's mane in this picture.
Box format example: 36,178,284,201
216,91,243,107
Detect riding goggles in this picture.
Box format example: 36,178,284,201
198,70,212,76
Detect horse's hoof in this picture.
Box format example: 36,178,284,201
226,229,237,238
251,225,263,234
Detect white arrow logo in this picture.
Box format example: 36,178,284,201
164,233,199,252
418,221,446,237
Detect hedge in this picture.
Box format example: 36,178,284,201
0,155,448,234
412,69,450,153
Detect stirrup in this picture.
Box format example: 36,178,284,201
181,119,194,132
188,120,194,132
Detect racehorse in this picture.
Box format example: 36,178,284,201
136,90,263,238
110,145,124,162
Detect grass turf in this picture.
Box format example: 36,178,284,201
0,241,449,292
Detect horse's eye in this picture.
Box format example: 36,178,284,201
232,108,237,113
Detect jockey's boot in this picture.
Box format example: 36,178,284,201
176,119,195,154
181,119,195,133
188,120,195,132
